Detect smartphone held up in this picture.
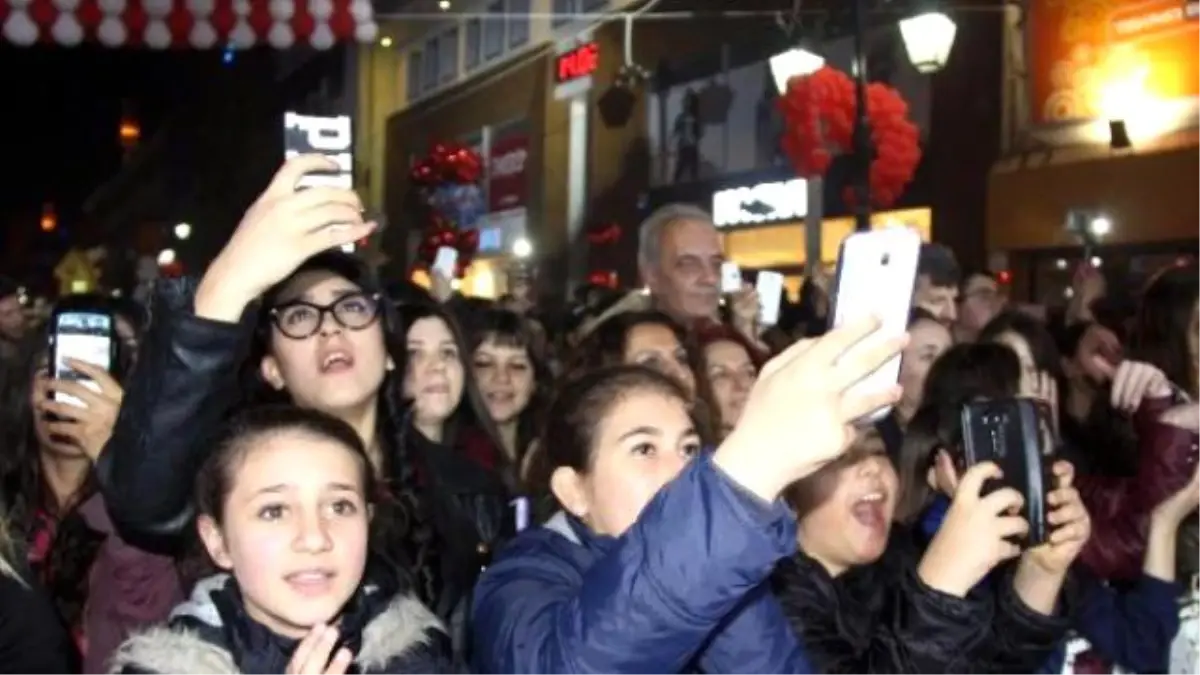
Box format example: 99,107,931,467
828,227,922,424
48,297,117,410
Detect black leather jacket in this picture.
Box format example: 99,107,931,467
95,279,512,657
772,528,1071,673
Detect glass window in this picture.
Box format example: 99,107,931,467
483,0,504,59
407,49,422,101
422,37,439,92
507,0,530,47
465,19,481,70
583,0,607,11
439,28,458,83
552,0,574,26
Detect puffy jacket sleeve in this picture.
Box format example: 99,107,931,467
94,279,255,550
470,454,805,674
773,541,992,674
1071,570,1181,673
1077,395,1198,581
971,568,1071,673
693,584,812,674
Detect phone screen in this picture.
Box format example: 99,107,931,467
53,312,112,407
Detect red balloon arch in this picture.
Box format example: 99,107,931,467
777,66,922,209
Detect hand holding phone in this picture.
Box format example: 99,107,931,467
829,228,922,423
756,271,784,327
720,262,743,293
49,307,116,409
433,246,459,280
959,398,1053,546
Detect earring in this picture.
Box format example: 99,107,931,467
385,357,395,372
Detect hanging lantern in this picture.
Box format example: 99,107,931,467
40,203,57,232
119,116,141,149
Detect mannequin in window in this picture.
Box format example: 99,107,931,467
672,89,703,183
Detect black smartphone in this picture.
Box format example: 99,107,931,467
47,297,117,409
959,398,1054,547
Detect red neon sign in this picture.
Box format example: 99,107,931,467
556,42,600,83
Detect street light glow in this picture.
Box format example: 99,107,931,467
174,222,192,240
157,249,176,266
512,237,533,259
768,47,825,94
898,12,957,74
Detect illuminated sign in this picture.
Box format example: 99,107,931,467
556,42,600,83
284,112,355,251
712,178,808,228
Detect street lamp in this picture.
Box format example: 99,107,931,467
156,248,176,266
173,222,192,240
850,3,956,231
512,237,533,259
898,11,958,74
769,47,825,94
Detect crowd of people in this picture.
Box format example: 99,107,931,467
0,154,1195,674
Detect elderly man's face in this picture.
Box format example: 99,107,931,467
646,219,723,321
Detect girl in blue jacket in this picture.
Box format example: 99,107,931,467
472,317,908,674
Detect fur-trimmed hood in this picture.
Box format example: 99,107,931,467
108,574,454,674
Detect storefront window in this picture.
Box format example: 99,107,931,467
552,0,573,26
439,29,459,83
483,0,505,60
465,19,481,70
406,49,423,102
508,0,530,47
647,59,784,186
422,37,439,93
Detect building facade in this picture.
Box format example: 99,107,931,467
988,0,1199,302
360,0,1001,301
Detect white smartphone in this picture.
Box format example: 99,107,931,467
756,271,785,326
433,246,459,278
49,309,114,408
829,227,922,424
720,261,743,293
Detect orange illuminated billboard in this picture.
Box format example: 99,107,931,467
1029,0,1198,125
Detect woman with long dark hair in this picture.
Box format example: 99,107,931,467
96,157,512,660
0,298,182,673
466,308,551,472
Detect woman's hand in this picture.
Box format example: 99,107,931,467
1022,460,1091,575
37,359,125,461
714,316,907,501
729,282,761,337
1153,463,1200,526
286,625,354,674
917,462,1028,597
1092,359,1173,413
196,155,376,322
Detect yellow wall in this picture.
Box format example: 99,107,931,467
722,207,932,268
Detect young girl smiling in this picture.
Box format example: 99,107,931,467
110,406,457,674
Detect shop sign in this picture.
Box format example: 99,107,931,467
488,131,530,212
712,178,808,228
1027,0,1198,125
283,113,353,189
556,42,600,84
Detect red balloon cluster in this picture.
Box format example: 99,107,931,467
415,217,480,279
586,222,622,246
410,142,483,186
778,66,922,209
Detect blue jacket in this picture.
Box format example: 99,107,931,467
470,455,813,674
922,497,1181,673
1038,573,1181,673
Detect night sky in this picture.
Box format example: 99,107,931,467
0,44,244,285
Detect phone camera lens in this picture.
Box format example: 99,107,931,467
880,253,891,266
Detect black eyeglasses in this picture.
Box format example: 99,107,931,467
269,292,382,340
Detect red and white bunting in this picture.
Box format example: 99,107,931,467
0,0,378,49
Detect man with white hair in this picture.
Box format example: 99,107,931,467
635,203,767,351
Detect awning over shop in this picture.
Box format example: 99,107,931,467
0,0,377,49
